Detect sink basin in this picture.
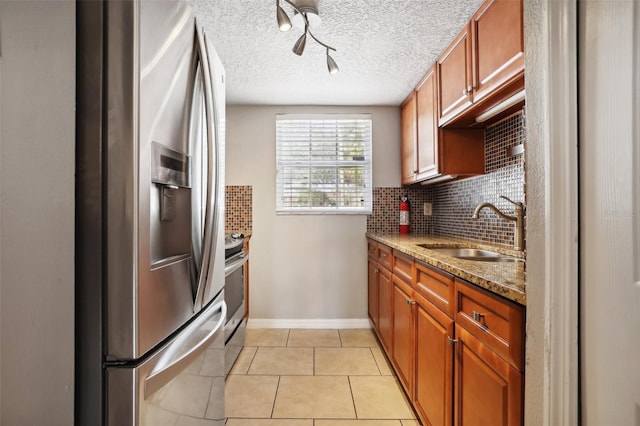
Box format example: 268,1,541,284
416,244,522,263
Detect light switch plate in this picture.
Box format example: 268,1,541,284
423,202,432,216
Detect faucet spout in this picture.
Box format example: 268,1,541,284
472,197,525,251
472,202,516,221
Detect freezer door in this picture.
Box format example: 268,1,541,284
106,294,227,425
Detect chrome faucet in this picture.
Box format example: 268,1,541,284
472,196,525,251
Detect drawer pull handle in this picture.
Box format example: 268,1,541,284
406,299,416,305
472,311,485,322
447,336,458,346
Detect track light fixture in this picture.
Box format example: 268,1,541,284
276,0,339,74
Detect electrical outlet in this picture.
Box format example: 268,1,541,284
423,202,432,216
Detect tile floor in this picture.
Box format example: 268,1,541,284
225,328,420,426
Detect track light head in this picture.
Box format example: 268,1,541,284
326,50,339,74
292,32,307,56
277,5,292,31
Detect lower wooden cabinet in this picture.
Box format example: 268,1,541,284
453,278,524,426
392,276,415,397
454,325,523,426
377,265,392,352
367,259,379,329
366,239,524,426
368,241,393,353
414,291,454,426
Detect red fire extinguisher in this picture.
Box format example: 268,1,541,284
399,194,410,234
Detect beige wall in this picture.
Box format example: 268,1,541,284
226,105,400,325
0,1,75,423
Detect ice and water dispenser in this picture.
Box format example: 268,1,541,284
150,142,192,268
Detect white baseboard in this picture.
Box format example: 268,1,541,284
247,318,372,329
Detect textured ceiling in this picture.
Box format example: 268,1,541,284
191,0,485,106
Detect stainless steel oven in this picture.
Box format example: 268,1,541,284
224,233,248,375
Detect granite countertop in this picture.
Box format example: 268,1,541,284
366,232,526,306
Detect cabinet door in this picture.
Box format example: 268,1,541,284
377,267,392,352
454,325,523,426
368,259,379,328
471,0,524,104
414,295,454,426
401,92,417,184
392,278,414,397
437,23,473,126
415,66,439,180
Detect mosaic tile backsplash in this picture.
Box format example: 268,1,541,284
225,185,252,234
368,111,526,250
368,187,435,234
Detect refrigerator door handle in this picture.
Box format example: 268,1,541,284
144,300,227,398
192,21,217,311
202,29,223,304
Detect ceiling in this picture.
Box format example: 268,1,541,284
190,0,485,106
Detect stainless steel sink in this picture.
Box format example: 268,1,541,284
416,244,522,262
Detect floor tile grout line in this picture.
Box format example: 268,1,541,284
245,346,259,375
269,374,281,419
346,374,360,420
370,346,383,376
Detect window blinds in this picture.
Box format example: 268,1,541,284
276,114,373,214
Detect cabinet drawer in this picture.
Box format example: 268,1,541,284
367,239,378,259
415,260,455,318
377,243,392,271
455,278,524,370
393,250,414,284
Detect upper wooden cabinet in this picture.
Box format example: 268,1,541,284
437,0,524,127
437,23,474,126
471,0,524,104
401,65,485,185
402,67,440,185
401,93,418,184
415,67,439,180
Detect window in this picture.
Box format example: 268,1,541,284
276,114,372,214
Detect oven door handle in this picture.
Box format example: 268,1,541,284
225,254,248,277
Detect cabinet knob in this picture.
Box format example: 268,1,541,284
467,84,473,92
405,299,416,305
472,310,485,322
447,336,458,346
462,88,467,96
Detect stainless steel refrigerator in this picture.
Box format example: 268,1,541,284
76,1,226,424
